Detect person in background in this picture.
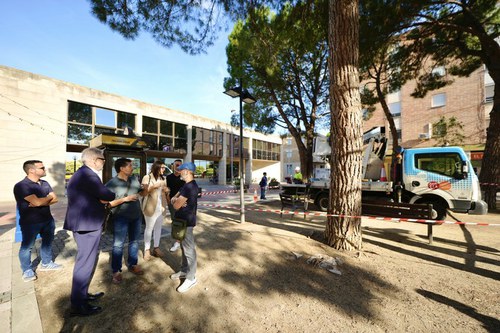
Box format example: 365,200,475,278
293,166,303,184
141,160,169,261
105,158,144,284
64,148,116,317
169,162,199,293
259,172,268,200
13,160,62,283
167,159,185,252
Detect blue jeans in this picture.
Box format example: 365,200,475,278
260,186,266,199
112,215,141,273
19,219,55,272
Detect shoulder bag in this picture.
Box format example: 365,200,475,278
141,174,155,216
171,217,188,241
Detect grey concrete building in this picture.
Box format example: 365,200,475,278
0,65,282,202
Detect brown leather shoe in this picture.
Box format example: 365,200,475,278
143,249,151,261
129,265,144,275
152,247,163,257
112,272,122,284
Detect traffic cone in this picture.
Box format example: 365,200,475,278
380,165,387,181
253,189,258,202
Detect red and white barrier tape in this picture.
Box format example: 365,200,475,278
201,190,239,196
198,203,500,227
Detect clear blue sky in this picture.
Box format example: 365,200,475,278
0,0,237,124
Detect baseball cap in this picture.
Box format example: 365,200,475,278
177,162,196,172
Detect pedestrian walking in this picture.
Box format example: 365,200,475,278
259,172,268,199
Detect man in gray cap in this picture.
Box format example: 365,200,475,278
169,162,199,293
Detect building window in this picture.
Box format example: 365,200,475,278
142,116,187,153
68,101,92,124
252,139,280,161
485,84,494,103
67,101,135,146
389,102,401,117
431,93,446,108
193,127,223,156
95,108,115,127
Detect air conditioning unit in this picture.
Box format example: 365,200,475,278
418,133,430,140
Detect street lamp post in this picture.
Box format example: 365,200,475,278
230,109,236,184
224,81,257,223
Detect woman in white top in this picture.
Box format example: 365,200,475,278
141,160,169,260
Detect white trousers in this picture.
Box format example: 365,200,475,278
143,193,163,250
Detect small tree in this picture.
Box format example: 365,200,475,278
432,116,465,147
225,2,330,181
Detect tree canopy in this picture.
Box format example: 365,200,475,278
225,2,329,179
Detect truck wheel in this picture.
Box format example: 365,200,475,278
315,193,329,212
417,199,447,220
430,204,447,220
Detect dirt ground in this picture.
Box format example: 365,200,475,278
34,196,500,333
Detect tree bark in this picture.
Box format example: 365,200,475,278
325,0,363,250
479,85,500,210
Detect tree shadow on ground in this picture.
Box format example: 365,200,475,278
362,228,500,281
37,208,402,332
416,289,500,333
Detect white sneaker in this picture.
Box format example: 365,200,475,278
39,261,63,271
176,278,197,293
22,269,37,282
170,271,187,280
169,242,180,252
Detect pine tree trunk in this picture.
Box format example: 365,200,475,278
479,101,500,210
325,0,363,250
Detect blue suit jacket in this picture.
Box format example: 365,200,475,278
64,165,116,232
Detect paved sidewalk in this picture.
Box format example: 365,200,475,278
0,184,236,333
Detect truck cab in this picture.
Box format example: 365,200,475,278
400,147,487,219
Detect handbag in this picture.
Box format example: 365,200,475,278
141,174,154,216
171,217,188,241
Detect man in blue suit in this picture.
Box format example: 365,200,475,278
64,148,116,316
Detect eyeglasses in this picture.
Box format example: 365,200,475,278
37,167,45,170
96,157,106,162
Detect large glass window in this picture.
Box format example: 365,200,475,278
67,101,136,146
67,123,92,145
68,101,92,124
143,116,158,134
252,139,280,161
142,116,187,153
118,112,135,129
95,108,115,127
193,127,223,156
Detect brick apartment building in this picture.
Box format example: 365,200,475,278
281,65,494,179
363,65,493,173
